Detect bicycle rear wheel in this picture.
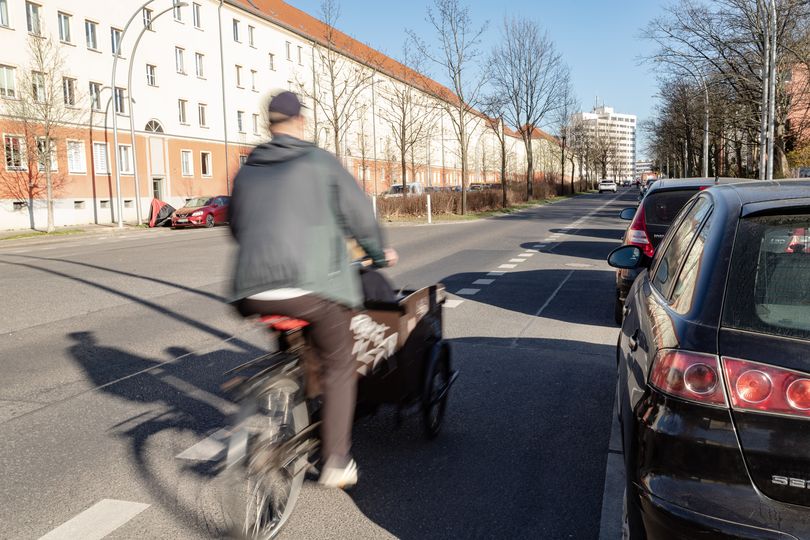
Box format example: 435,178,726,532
221,376,313,539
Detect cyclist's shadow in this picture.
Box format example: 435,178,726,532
67,331,236,536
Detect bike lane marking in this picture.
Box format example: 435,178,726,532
38,499,150,540
457,288,480,296
443,299,464,308
176,429,230,461
473,279,494,285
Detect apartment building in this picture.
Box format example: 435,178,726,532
0,0,559,230
574,105,637,181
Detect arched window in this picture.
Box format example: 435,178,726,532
145,119,164,133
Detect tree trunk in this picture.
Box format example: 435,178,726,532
525,138,534,200
501,138,507,208
570,156,576,194
460,126,467,215
45,153,54,233
401,151,407,194
560,142,566,195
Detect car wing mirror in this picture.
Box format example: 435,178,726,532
607,245,647,270
619,207,637,221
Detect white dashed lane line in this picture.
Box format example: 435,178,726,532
509,258,526,263
38,499,150,540
488,271,506,276
473,279,494,285
444,299,465,308
175,429,229,461
499,264,517,269
457,288,480,296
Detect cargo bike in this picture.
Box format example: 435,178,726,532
218,279,458,539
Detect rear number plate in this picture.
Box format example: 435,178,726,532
177,218,188,223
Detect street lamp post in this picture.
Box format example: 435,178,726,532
111,0,156,228
125,3,185,226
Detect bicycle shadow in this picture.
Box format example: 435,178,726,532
66,331,253,537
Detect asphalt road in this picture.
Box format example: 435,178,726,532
0,188,637,539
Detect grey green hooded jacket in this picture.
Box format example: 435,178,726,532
228,134,387,308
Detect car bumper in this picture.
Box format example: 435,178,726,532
623,388,810,538
171,216,205,227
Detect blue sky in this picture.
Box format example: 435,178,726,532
287,0,668,158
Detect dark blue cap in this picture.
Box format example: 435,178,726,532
268,91,302,120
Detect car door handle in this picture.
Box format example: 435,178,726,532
629,330,640,352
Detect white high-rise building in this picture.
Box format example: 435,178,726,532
575,105,637,181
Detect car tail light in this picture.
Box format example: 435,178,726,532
650,350,726,406
627,204,655,258
723,358,810,418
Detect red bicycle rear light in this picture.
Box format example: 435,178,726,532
735,370,772,403
723,358,810,418
650,350,726,406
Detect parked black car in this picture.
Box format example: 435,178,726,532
609,180,810,539
614,178,746,324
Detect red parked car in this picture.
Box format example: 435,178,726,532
171,196,230,229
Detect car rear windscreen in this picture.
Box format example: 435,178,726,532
723,212,810,341
643,190,698,226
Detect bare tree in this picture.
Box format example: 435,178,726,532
354,102,373,193
553,72,579,194
301,0,374,159
489,17,568,199
482,95,510,207
410,0,487,214
0,33,84,231
592,124,617,180
377,44,437,194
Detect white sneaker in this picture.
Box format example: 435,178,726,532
318,459,358,489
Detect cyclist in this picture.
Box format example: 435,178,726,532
228,91,397,489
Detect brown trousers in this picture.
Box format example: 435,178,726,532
237,295,356,464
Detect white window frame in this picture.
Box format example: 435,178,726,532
0,0,9,28
252,113,259,135
232,19,240,42
268,53,275,71
194,52,204,78
237,110,245,133
4,134,27,171
180,149,193,176
93,142,109,174
118,144,133,174
297,45,303,65
66,139,86,174
198,103,207,127
36,137,57,172
285,41,291,60
250,69,257,91
146,64,156,86
200,151,212,177
31,71,45,102
248,25,255,47
172,0,182,22
85,19,98,51
26,1,40,35
114,86,126,114
235,65,242,88
178,99,188,124
62,77,76,106
89,81,101,111
110,27,122,56
175,47,185,74
0,64,16,98
142,8,153,30
192,2,201,28
58,12,71,43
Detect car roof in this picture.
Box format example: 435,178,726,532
712,179,810,206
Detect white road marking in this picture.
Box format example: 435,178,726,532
160,374,237,414
533,244,547,249
565,263,593,268
498,264,517,269
520,253,535,257
511,270,575,348
509,258,526,263
457,288,480,296
473,279,494,285
176,429,229,461
488,271,507,276
525,249,540,253
39,499,150,540
444,299,464,308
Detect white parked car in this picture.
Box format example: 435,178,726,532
598,179,617,193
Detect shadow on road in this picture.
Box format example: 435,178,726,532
348,336,617,539
549,228,624,241
520,240,621,261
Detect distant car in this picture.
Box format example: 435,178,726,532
609,179,810,539
598,179,617,193
613,178,750,324
383,182,425,197
171,196,230,228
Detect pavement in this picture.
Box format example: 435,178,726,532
0,188,636,539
